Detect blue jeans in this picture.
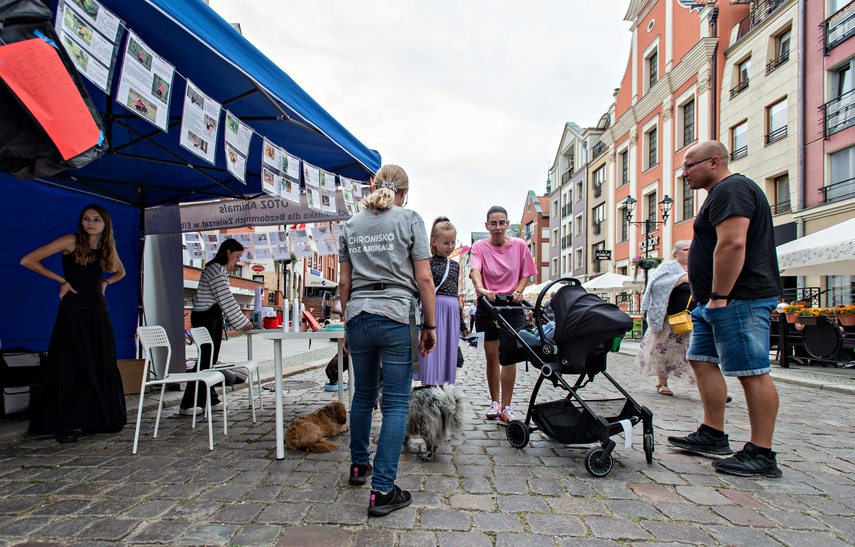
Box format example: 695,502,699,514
347,312,413,493
687,297,778,377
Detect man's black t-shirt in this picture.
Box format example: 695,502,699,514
688,173,782,303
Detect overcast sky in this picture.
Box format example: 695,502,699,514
209,0,633,243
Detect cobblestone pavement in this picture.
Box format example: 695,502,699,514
0,338,854,546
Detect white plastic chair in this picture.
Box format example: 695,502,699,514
133,326,228,454
190,327,262,422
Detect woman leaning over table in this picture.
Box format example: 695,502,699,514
338,164,436,517
21,204,127,444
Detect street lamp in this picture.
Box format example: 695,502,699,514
623,194,674,287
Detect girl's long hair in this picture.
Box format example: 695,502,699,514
362,164,409,212
210,238,245,266
75,204,118,272
430,216,456,257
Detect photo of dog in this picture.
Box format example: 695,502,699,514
405,384,467,461
285,401,349,453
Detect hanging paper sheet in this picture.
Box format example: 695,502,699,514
224,110,252,183
180,80,220,164
56,0,123,94
115,31,174,131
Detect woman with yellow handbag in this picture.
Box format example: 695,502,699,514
635,240,696,396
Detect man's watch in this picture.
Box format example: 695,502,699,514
709,291,730,301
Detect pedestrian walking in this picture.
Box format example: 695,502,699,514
667,140,783,478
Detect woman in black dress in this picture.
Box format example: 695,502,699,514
21,204,127,443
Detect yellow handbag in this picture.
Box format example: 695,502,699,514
667,295,693,335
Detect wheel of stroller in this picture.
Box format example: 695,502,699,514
584,446,613,477
643,433,654,464
506,420,529,448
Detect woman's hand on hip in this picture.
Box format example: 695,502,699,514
60,283,77,299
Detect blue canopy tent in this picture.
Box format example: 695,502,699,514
1,0,380,358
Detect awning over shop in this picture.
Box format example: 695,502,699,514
305,269,337,288
777,218,855,276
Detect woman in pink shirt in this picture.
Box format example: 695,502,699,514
469,206,537,424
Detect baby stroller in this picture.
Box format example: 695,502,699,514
480,278,654,477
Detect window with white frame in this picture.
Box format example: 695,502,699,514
620,149,629,187
773,173,791,214
619,207,629,242
731,57,750,98
574,247,583,271
731,120,748,160
646,48,658,90
829,145,855,202
766,97,788,144
552,257,559,277
593,165,605,198
575,180,583,201
574,213,583,235
681,177,695,221
592,203,605,235
645,126,658,169
829,59,855,136
767,28,791,74
681,99,695,149
645,191,658,223
552,227,558,247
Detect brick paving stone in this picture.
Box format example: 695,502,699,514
211,501,266,523
641,470,688,485
762,492,810,512
242,485,284,502
560,479,597,497
627,483,684,503
494,476,530,495
424,475,461,494
123,499,176,519
353,527,398,547
197,483,254,501
719,488,771,509
795,494,853,515
231,524,283,546
674,485,733,505
497,494,551,513
277,524,351,547
36,517,99,539
17,482,71,496
585,516,651,540
681,472,727,487
420,509,471,531
557,539,621,547
639,520,717,545
366,506,417,529
473,512,524,532
760,509,830,531
257,502,309,524
766,529,851,547
702,524,781,546
75,517,139,540
305,502,366,525
712,505,777,527
277,485,339,502
525,513,586,536
528,477,565,496
762,480,823,495
605,499,666,520
413,490,443,509
0,496,45,514
463,476,494,494
178,523,240,546
654,502,726,525
31,498,92,516
398,531,439,547
0,517,51,537
168,500,223,520
548,496,611,516
495,533,557,547
436,531,494,546
449,493,496,511
814,514,855,538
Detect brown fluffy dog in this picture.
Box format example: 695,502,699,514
285,401,349,453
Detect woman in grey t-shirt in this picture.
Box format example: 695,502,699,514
338,164,437,516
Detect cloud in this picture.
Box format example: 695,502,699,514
210,0,631,242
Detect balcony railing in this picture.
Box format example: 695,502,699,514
765,125,787,145
730,79,749,99
771,200,791,215
819,176,855,203
822,88,855,138
593,182,602,198
735,0,787,44
825,0,855,54
561,166,574,184
765,50,789,74
591,141,607,160
592,222,602,236
730,145,748,161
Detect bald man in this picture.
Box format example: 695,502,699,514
667,140,783,478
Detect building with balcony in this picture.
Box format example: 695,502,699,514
587,115,612,277
520,190,550,283
803,0,855,302
601,0,750,276
719,0,799,260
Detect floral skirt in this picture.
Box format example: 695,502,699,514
634,320,695,384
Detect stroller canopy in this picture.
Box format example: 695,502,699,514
550,285,633,345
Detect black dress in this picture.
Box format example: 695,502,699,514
29,250,127,436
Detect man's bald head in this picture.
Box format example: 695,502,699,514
691,141,729,166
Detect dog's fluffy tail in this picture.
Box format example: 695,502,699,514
436,384,468,437
304,439,340,453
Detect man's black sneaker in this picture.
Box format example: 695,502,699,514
667,428,733,456
367,485,411,516
349,463,372,485
712,442,782,478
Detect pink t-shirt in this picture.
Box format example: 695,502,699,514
469,237,537,296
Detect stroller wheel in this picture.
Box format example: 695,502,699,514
584,446,613,477
506,420,529,448
643,433,654,463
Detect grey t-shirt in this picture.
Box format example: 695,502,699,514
339,206,431,325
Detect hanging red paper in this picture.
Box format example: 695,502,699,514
0,38,100,161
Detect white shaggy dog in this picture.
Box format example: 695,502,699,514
405,384,467,461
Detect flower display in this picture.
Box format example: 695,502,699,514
835,304,855,315
630,255,663,270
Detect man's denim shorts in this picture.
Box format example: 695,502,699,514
686,296,778,377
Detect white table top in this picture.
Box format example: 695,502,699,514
262,330,345,340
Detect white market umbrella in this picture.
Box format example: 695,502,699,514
777,218,855,276
581,272,636,291
523,281,564,299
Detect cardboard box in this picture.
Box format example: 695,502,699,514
117,359,150,395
